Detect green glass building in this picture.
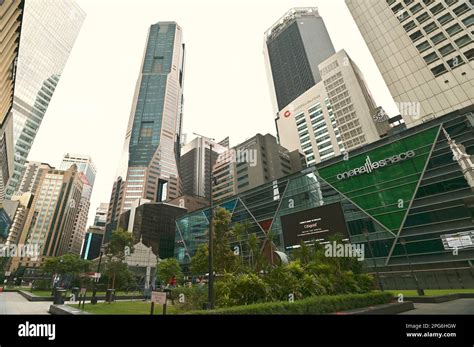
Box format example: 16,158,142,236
174,106,474,289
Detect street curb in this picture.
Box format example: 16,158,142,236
49,304,91,315
334,301,415,315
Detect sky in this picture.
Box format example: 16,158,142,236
28,0,399,226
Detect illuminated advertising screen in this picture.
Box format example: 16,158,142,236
280,202,349,249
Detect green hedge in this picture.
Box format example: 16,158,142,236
187,292,392,315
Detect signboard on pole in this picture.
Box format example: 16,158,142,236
151,291,167,305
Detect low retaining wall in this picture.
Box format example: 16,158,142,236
18,290,146,302
49,304,90,315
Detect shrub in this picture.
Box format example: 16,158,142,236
215,273,269,307
187,292,393,315
170,285,208,311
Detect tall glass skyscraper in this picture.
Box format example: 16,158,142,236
4,0,85,198
115,22,185,213
264,7,336,112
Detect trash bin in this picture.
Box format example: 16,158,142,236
106,289,115,303
53,289,66,305
71,287,79,298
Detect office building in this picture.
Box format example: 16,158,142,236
9,165,83,270
346,0,473,127
80,226,105,260
115,22,185,214
59,153,96,255
15,161,53,195
264,7,336,112
104,176,125,243
276,50,391,165
4,0,85,198
180,136,228,199
212,133,305,202
0,0,23,201
93,202,108,227
120,202,187,259
1,192,32,245
175,105,474,289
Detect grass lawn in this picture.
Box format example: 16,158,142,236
378,288,474,297
70,301,179,315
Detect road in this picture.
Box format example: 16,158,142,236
401,298,474,314
0,292,51,314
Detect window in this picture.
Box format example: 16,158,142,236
386,0,396,5
423,52,439,63
423,22,438,33
423,0,435,4
431,32,446,44
404,20,417,31
416,41,432,52
392,3,403,14
447,55,465,68
455,34,472,48
463,48,474,61
410,30,424,42
446,23,463,36
453,3,470,15
444,0,458,6
409,3,423,14
439,43,456,56
437,13,454,25
416,11,430,23
403,0,414,4
429,3,445,15
430,63,448,76
462,15,474,27
152,56,164,73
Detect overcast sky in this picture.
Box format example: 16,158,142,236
28,0,399,225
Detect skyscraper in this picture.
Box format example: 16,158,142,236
0,0,23,201
9,165,83,270
180,136,228,199
276,50,391,165
4,0,85,198
346,0,473,127
114,22,185,213
212,134,305,202
59,154,96,255
264,7,336,112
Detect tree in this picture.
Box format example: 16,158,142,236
212,207,238,273
190,244,208,276
157,258,183,285
42,254,91,288
104,229,134,289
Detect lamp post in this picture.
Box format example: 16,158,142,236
400,238,424,296
362,229,384,292
193,132,215,309
91,245,106,305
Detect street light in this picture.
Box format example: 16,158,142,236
362,229,384,292
91,245,106,305
400,238,424,296
193,132,215,309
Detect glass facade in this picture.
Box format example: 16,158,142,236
5,0,85,198
120,22,185,211
175,108,474,287
265,8,336,111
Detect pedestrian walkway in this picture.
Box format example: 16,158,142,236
0,292,51,314
400,298,474,314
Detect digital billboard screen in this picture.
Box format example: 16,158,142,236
280,202,349,249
